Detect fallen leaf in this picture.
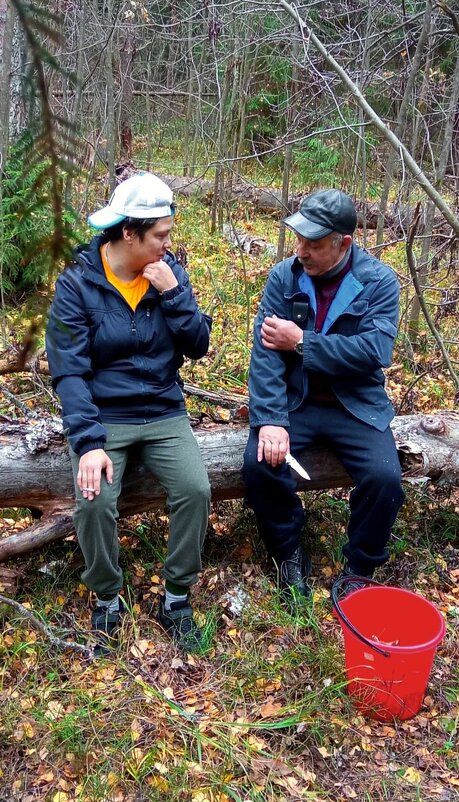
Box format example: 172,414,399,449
259,698,282,718
130,718,143,742
403,767,422,784
153,762,169,775
148,775,169,791
45,701,65,720
52,793,69,802
130,639,153,658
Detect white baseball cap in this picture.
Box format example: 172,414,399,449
88,172,174,229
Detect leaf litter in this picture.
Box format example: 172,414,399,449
1,198,459,801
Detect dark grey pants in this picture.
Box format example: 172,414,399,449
243,403,405,575
70,416,211,598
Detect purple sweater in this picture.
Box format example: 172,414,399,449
308,253,352,404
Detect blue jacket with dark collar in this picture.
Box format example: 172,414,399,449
248,243,400,432
46,235,212,456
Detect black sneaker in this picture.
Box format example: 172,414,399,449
337,566,374,598
91,599,126,657
278,546,312,605
156,596,203,653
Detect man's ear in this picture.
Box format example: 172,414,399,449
343,234,353,250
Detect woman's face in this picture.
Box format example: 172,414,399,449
127,216,174,269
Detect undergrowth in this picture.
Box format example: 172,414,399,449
1,143,458,801
0,485,458,802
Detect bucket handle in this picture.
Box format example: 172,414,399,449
331,575,391,658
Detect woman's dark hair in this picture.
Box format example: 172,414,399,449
104,217,159,242
104,204,176,242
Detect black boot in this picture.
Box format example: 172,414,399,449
278,546,312,607
91,598,126,657
337,565,375,598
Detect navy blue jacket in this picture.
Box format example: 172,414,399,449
46,235,212,456
248,243,400,432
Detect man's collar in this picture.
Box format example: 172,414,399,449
314,246,352,282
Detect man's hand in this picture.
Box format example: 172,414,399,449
261,316,302,351
258,425,290,467
77,449,113,501
143,260,178,294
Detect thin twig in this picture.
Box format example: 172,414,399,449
406,203,459,389
226,215,252,346
0,381,37,418
437,1,459,35
396,361,445,414
0,593,92,656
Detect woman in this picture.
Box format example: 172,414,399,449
46,172,212,655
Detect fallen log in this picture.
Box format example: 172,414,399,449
0,410,458,562
0,355,50,376
147,172,449,234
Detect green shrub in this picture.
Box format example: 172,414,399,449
0,133,79,298
293,138,341,187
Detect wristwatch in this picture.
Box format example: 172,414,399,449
294,336,304,355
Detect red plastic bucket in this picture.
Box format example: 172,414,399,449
332,577,446,720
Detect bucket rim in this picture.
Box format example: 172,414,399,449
331,576,446,656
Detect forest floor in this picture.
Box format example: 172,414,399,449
0,185,458,801
0,488,458,802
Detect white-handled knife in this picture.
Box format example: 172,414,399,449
285,453,311,481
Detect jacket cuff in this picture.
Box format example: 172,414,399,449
160,283,184,301
77,441,106,457
249,419,290,429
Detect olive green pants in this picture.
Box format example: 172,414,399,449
70,416,211,598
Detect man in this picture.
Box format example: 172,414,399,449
46,173,212,654
243,189,404,603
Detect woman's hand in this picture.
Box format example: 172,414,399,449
77,449,113,501
257,425,290,467
143,260,178,294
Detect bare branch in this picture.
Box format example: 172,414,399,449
405,203,459,389
276,0,459,236
0,593,92,656
437,1,459,35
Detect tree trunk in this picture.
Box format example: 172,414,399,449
0,0,14,326
375,0,433,245
104,0,116,189
0,411,458,561
64,0,87,206
143,173,445,236
119,22,135,162
8,5,27,140
407,46,459,341
0,0,14,158
276,34,299,261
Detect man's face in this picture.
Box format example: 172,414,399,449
295,232,352,277
128,217,174,269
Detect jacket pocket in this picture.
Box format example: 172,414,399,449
373,317,398,338
344,299,369,317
